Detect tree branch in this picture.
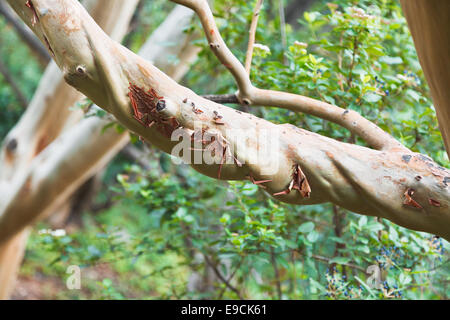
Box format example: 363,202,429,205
201,93,239,104
244,0,263,74
5,0,449,241
0,3,198,246
0,1,51,65
171,0,405,151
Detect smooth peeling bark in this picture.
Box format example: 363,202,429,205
0,229,30,299
5,0,450,240
0,0,139,300
0,4,198,246
0,117,130,244
0,4,197,300
0,0,139,182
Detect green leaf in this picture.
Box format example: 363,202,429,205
175,207,187,219
220,214,230,224
298,222,315,233
406,89,421,102
310,278,327,294
307,230,319,243
363,92,382,103
359,216,368,229
379,56,403,65
241,183,259,196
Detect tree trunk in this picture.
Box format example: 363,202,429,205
0,0,139,299
0,3,198,299
400,0,450,159
3,0,448,241
0,229,30,299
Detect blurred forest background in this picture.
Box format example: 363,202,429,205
0,0,448,299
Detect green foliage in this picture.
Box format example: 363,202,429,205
0,16,43,139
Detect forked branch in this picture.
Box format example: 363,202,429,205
171,0,405,152
4,0,449,240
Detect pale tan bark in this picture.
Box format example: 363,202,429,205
0,0,138,181
0,0,139,299
3,0,448,240
244,0,264,74
0,4,197,299
0,229,30,299
400,0,450,159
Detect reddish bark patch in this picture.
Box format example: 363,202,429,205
429,199,441,207
213,111,225,125
128,83,180,138
274,164,311,198
293,164,311,198
19,177,33,197
34,135,49,157
25,1,39,26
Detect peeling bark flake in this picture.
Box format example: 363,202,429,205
293,164,311,198
274,164,311,198
128,83,179,137
403,188,423,209
213,111,225,125
25,0,39,26
191,102,203,114
429,199,441,207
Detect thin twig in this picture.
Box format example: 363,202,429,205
0,58,29,108
278,0,287,65
309,253,367,273
202,93,239,104
218,256,244,299
245,0,264,74
203,254,244,299
331,205,346,275
270,247,283,299
347,36,359,87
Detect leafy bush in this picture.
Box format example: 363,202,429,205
14,0,449,300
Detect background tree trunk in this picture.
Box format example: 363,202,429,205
0,0,139,299
3,0,449,244
400,0,450,159
0,3,198,300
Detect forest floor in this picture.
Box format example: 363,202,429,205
11,263,121,300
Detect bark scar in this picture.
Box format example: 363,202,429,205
274,164,311,198
403,188,423,209
128,83,180,138
25,0,39,26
